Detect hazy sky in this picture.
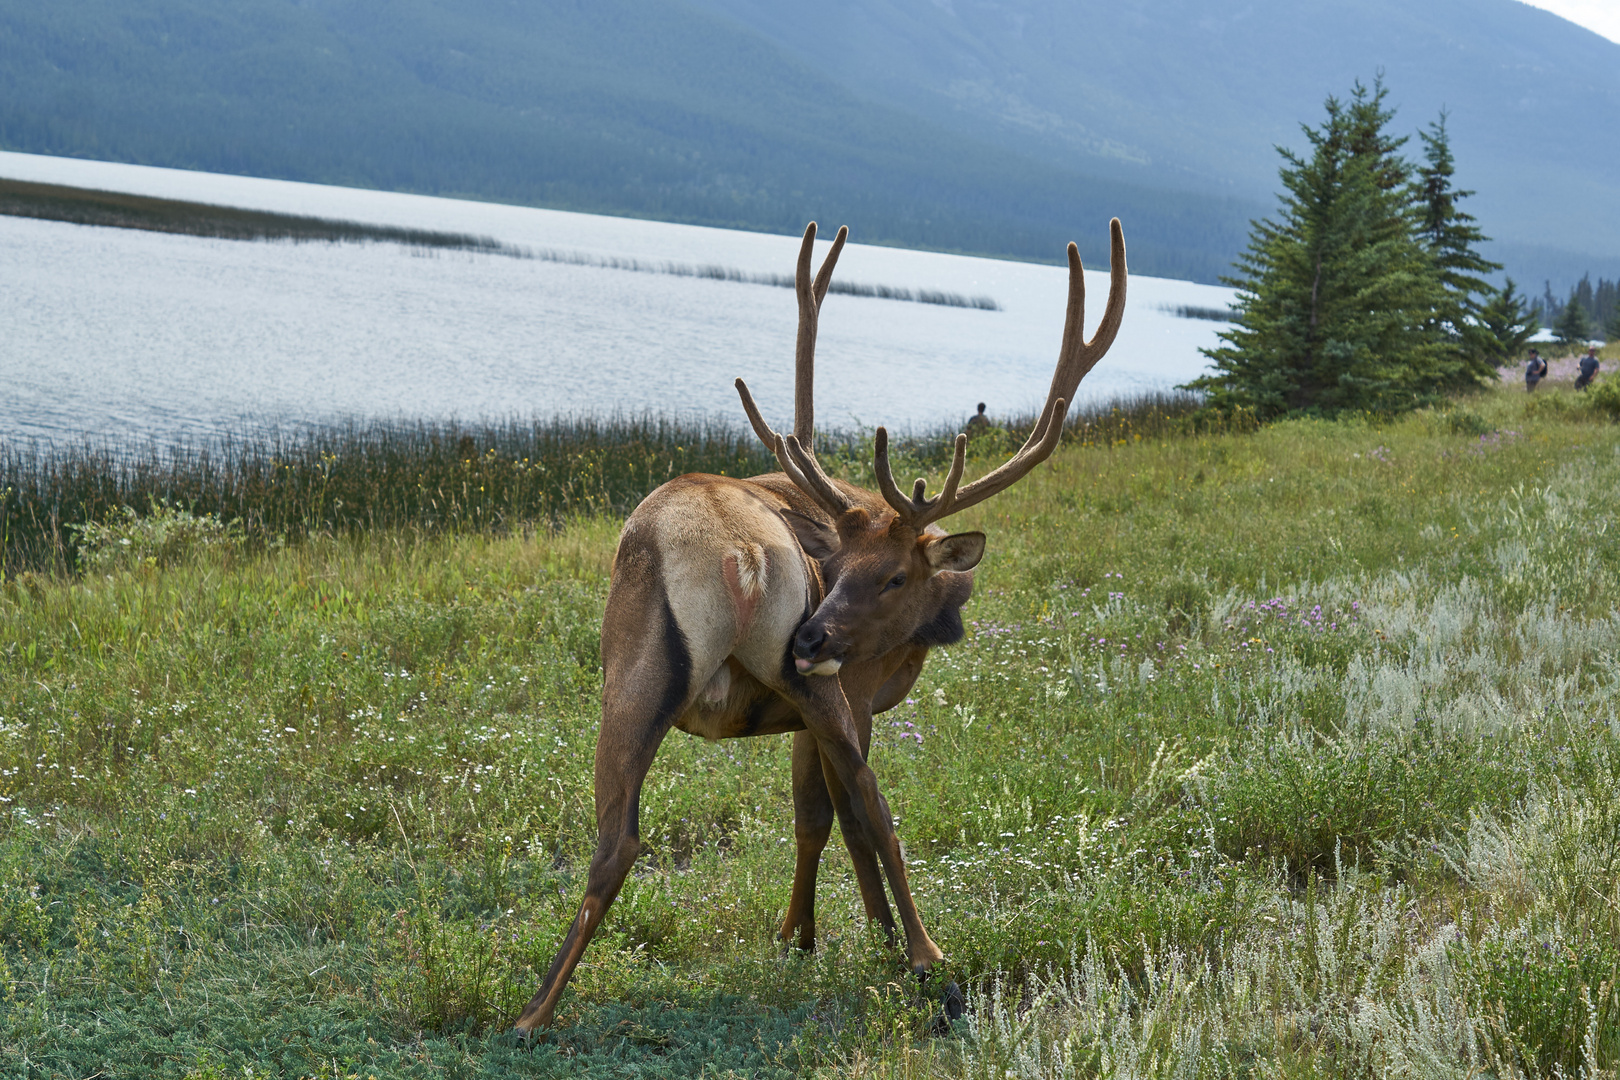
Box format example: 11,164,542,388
1518,0,1620,43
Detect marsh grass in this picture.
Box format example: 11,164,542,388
0,177,507,251
0,395,1225,578
1,178,1002,312
2,384,1619,1077
0,415,775,577
1158,303,1235,322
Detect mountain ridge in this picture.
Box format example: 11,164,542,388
1,0,1614,289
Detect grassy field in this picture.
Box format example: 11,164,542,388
2,382,1619,1078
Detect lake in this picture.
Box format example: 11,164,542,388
0,151,1233,445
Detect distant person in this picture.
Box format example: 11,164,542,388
1525,349,1548,391
1576,346,1600,390
965,402,993,436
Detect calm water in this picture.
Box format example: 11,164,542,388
1,151,1233,444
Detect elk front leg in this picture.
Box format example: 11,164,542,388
779,729,834,950
824,651,926,944
512,709,671,1036
783,650,923,952
820,743,898,941
791,674,942,976
780,729,895,951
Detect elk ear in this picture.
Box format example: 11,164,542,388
924,531,985,572
780,509,840,560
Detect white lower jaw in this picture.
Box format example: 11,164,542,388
798,658,844,676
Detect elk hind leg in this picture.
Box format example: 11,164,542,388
512,599,689,1035
512,709,670,1035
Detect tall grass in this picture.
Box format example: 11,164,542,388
3,178,1003,311
1157,302,1235,322
519,245,1002,310
0,415,774,576
0,395,1238,578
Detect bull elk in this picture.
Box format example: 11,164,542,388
513,220,1126,1036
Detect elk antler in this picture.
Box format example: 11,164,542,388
874,218,1127,531
735,222,851,516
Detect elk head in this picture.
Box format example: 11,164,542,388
737,220,1126,675
775,506,981,674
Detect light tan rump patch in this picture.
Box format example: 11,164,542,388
722,544,768,639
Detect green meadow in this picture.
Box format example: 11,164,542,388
2,374,1619,1078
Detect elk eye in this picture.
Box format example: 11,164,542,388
884,573,906,592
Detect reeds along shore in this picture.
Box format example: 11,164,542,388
0,177,506,251
1,178,1001,311
0,394,1224,577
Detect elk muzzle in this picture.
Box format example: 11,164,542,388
792,620,844,676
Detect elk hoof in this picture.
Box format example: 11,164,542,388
942,981,965,1020
927,981,966,1036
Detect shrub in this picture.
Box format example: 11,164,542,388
69,499,243,572
1587,376,1620,419
1202,726,1525,871
1457,931,1620,1077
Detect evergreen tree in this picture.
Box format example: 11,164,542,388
1415,111,1502,385
1573,274,1595,321
1606,299,1620,342
1477,278,1540,364
1594,278,1618,331
1553,295,1594,346
1189,80,1451,417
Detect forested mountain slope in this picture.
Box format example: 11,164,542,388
0,0,1251,280
2,0,1614,286
690,0,1620,288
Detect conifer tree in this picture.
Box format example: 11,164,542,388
1415,111,1502,384
1594,278,1618,331
1573,274,1596,322
1553,295,1594,346
1190,80,1450,416
1476,278,1539,364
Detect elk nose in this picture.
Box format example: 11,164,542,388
792,622,829,661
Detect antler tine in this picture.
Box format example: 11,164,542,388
927,220,1127,520
1074,218,1128,373
782,434,851,514
1025,219,1130,446
732,221,857,518
734,377,779,450
872,427,913,517
734,377,850,515
912,434,968,529
792,223,849,444
874,427,969,530
812,225,848,308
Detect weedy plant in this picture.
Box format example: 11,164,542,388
69,498,245,573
